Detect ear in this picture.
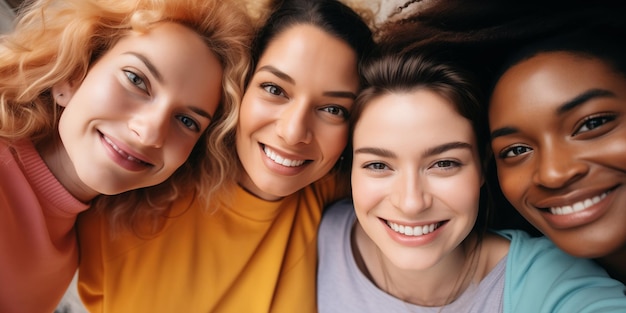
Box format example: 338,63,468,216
52,80,77,107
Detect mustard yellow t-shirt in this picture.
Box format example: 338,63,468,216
77,175,340,313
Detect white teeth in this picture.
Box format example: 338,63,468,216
103,136,143,164
549,192,608,215
386,221,440,237
263,146,305,167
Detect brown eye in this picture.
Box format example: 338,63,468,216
574,114,616,135
321,105,348,117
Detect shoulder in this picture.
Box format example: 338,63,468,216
494,230,626,312
321,198,354,221
494,229,568,261
480,232,510,273
309,173,349,204
318,198,355,239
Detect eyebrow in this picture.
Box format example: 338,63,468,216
124,52,163,83
354,147,397,158
422,142,473,158
189,107,213,120
490,126,517,140
124,52,212,120
256,65,294,84
354,141,472,158
556,88,615,114
256,65,357,100
490,88,616,140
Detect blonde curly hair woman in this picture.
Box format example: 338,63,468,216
0,0,252,312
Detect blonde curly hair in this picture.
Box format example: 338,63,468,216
0,0,253,232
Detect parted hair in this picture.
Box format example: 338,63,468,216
221,0,375,196
0,0,253,232
352,47,491,235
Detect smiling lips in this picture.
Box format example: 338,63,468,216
103,135,151,166
547,191,608,215
386,220,442,237
263,145,306,167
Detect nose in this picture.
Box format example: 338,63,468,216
532,144,588,189
275,99,313,145
390,171,432,215
128,106,169,148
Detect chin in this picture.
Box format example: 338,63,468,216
553,236,614,259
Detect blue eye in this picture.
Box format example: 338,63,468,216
123,70,148,91
177,115,200,132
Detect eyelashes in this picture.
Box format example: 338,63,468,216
124,69,149,93
574,113,616,135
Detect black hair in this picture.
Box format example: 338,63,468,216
493,25,626,90
243,0,374,193
246,0,374,87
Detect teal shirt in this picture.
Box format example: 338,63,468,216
499,229,626,312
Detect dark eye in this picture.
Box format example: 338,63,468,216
123,70,148,91
320,105,349,119
574,114,616,135
177,115,200,132
500,145,532,159
261,83,285,97
433,160,456,168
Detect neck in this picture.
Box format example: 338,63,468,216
596,247,626,284
352,223,479,307
36,136,96,203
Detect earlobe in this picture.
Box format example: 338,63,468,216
52,81,76,107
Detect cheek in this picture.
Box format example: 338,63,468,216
73,72,124,113
317,126,348,160
352,169,391,205
601,135,626,169
496,165,526,205
352,178,382,215
237,98,256,134
164,137,197,169
440,179,481,213
238,95,274,136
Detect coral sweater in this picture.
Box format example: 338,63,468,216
0,140,89,313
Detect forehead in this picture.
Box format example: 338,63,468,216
255,24,359,88
354,91,475,145
100,22,222,107
490,52,625,117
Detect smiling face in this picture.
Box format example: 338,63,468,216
352,90,483,271
54,22,223,200
489,52,626,258
236,24,359,200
